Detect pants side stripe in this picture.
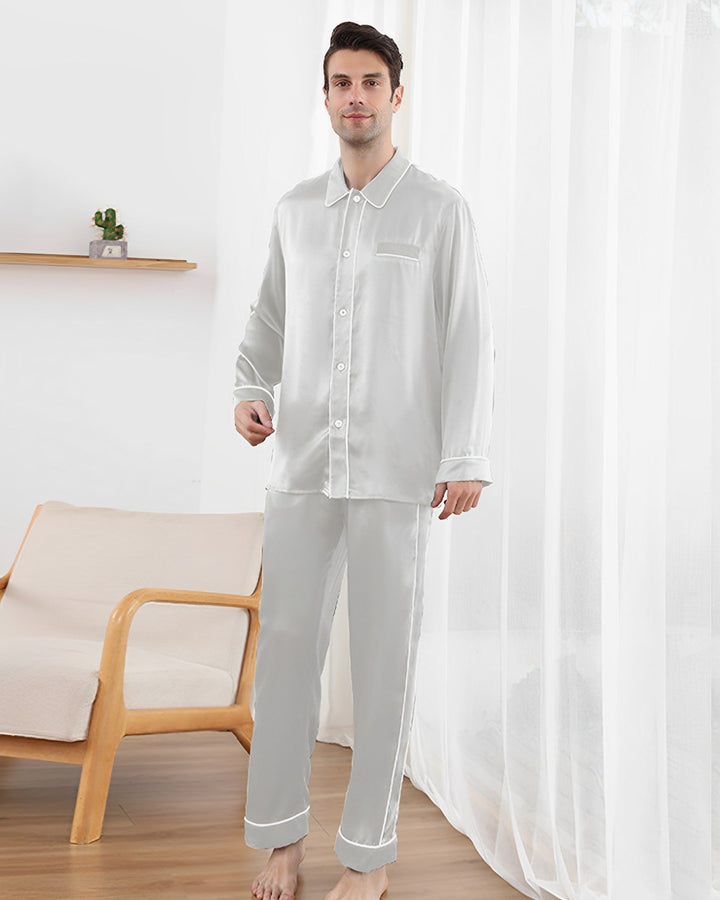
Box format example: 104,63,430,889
379,503,421,842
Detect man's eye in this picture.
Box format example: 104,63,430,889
366,81,379,86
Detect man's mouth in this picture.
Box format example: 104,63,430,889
344,113,371,119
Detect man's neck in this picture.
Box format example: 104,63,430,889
339,140,397,191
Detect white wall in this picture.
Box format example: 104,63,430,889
0,0,226,561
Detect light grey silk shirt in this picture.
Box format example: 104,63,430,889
233,148,495,506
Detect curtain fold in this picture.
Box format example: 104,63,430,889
214,3,719,898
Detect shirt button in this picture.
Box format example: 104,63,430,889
336,362,346,371
353,195,361,203
334,419,344,428
338,308,348,316
342,250,350,258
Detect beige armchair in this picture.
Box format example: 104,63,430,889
0,501,262,843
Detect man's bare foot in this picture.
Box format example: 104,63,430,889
323,865,389,899
251,836,306,900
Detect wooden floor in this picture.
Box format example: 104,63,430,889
0,732,527,899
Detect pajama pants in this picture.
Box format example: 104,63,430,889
243,488,433,872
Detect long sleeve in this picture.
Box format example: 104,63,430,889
233,207,286,419
432,195,495,487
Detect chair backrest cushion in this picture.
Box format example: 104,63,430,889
0,501,263,682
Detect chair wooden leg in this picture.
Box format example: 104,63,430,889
70,734,122,844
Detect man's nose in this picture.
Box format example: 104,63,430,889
348,85,365,104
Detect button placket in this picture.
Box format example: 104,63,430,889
329,192,365,497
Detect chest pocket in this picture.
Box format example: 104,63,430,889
375,242,420,262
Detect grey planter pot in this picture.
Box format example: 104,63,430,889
89,240,127,260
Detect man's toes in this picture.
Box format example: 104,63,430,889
280,891,294,900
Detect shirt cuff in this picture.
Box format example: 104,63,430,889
435,456,493,487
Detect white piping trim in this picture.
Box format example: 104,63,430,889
376,252,419,261
325,191,350,207
440,455,489,462
363,160,412,209
244,805,310,828
235,384,274,403
345,197,367,498
238,352,268,385
337,826,396,850
379,504,421,841
324,162,350,206
329,194,352,494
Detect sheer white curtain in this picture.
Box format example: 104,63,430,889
212,2,719,898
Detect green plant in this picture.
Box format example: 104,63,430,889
93,208,124,241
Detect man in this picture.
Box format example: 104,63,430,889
233,21,494,900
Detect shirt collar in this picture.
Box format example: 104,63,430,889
324,147,412,209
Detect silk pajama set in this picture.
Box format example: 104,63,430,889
233,148,495,872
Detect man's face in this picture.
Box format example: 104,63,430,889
324,48,403,148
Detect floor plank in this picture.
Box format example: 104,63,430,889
0,733,526,899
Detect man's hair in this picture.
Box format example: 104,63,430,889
323,21,403,98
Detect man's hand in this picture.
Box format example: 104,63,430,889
431,481,483,520
234,400,274,446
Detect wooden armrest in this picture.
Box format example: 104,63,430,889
110,585,259,629
97,582,261,704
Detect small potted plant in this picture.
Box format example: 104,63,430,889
89,208,127,259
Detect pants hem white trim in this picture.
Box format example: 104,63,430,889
334,827,398,872
244,806,310,849
244,805,310,828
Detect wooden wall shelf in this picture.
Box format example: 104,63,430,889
0,252,196,270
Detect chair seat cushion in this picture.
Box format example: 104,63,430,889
0,637,236,742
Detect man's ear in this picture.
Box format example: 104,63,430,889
392,84,404,112
323,89,329,112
